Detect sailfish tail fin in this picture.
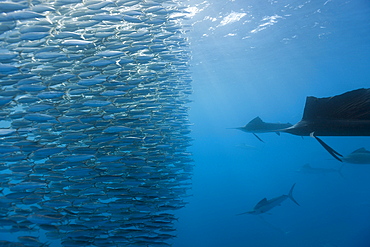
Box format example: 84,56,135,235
288,183,300,206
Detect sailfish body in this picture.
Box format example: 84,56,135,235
283,89,370,136
233,117,292,142
237,184,299,215
342,147,370,164
281,88,370,161
237,116,292,134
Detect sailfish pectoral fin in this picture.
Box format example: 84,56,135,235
310,132,343,162
253,133,265,143
313,135,343,157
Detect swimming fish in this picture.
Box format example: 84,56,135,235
237,184,300,215
296,163,343,177
232,116,292,142
342,147,370,164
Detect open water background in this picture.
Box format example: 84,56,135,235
175,0,370,247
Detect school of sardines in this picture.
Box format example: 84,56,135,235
0,0,193,246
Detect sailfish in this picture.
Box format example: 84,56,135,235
231,116,293,142
281,88,370,162
237,184,299,215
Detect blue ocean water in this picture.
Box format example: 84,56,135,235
174,0,370,247
0,0,369,246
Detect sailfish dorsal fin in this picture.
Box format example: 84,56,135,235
256,198,268,207
246,117,264,127
301,88,370,121
352,147,370,154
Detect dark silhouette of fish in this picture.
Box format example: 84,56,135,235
237,184,299,215
342,147,370,164
296,163,344,177
232,116,292,142
282,88,370,162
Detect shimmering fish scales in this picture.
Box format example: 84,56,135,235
64,154,95,162
0,129,16,136
33,147,65,157
24,113,55,122
0,0,192,246
0,11,45,21
0,2,28,12
0,64,18,74
103,126,133,133
61,39,94,46
27,214,63,224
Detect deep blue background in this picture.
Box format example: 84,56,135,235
174,0,370,246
